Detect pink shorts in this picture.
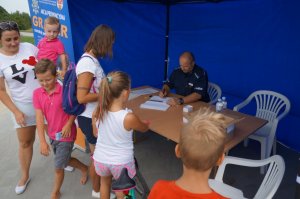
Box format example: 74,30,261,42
94,160,136,180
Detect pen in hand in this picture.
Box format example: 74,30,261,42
159,89,167,98
163,89,167,97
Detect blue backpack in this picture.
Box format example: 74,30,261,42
62,55,95,115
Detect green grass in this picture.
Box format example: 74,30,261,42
21,28,33,33
21,36,35,44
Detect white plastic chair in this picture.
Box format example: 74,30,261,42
233,90,290,174
208,82,222,104
209,155,285,199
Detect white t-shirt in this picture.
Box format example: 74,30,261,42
0,43,39,103
93,109,134,164
75,53,105,118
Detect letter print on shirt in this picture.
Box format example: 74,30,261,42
11,56,37,84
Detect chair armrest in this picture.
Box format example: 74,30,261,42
209,179,246,199
214,155,283,181
233,96,252,111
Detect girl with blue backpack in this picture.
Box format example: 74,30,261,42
75,24,115,198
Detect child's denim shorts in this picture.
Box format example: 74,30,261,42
50,139,74,169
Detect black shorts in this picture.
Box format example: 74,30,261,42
77,116,97,145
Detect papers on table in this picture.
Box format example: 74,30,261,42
131,87,158,95
148,96,170,103
128,93,141,101
140,96,171,111
140,100,170,111
129,87,158,100
129,87,170,111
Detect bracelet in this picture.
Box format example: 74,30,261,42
77,86,90,90
178,98,184,105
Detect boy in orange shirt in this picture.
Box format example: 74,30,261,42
148,108,228,199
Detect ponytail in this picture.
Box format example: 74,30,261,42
94,71,130,122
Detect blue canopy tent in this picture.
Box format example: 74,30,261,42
29,0,300,152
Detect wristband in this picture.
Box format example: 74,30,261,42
178,98,184,105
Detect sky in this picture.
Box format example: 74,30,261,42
0,0,30,14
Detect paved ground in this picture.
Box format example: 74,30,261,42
20,32,33,37
0,102,298,199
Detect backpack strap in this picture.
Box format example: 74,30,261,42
80,55,96,63
68,61,76,70
68,54,96,70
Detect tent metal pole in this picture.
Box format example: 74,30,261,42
296,158,300,199
164,3,170,81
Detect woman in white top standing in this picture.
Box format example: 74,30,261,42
0,21,39,194
76,24,115,198
93,71,149,199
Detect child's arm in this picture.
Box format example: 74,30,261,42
124,112,149,133
92,110,98,138
59,53,67,78
35,109,50,156
61,115,76,138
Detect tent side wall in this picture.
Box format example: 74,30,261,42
68,0,166,88
68,0,300,151
168,0,300,151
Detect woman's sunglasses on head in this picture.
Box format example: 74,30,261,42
0,21,19,31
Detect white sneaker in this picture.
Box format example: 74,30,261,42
110,192,116,199
92,190,116,199
64,166,75,172
92,190,100,198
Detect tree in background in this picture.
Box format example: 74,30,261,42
0,6,31,30
0,6,10,20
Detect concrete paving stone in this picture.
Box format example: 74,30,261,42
0,102,298,198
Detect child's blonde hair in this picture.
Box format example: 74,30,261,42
179,107,227,171
44,16,60,29
84,24,115,58
94,71,130,122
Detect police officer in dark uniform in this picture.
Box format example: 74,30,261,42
159,51,210,105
